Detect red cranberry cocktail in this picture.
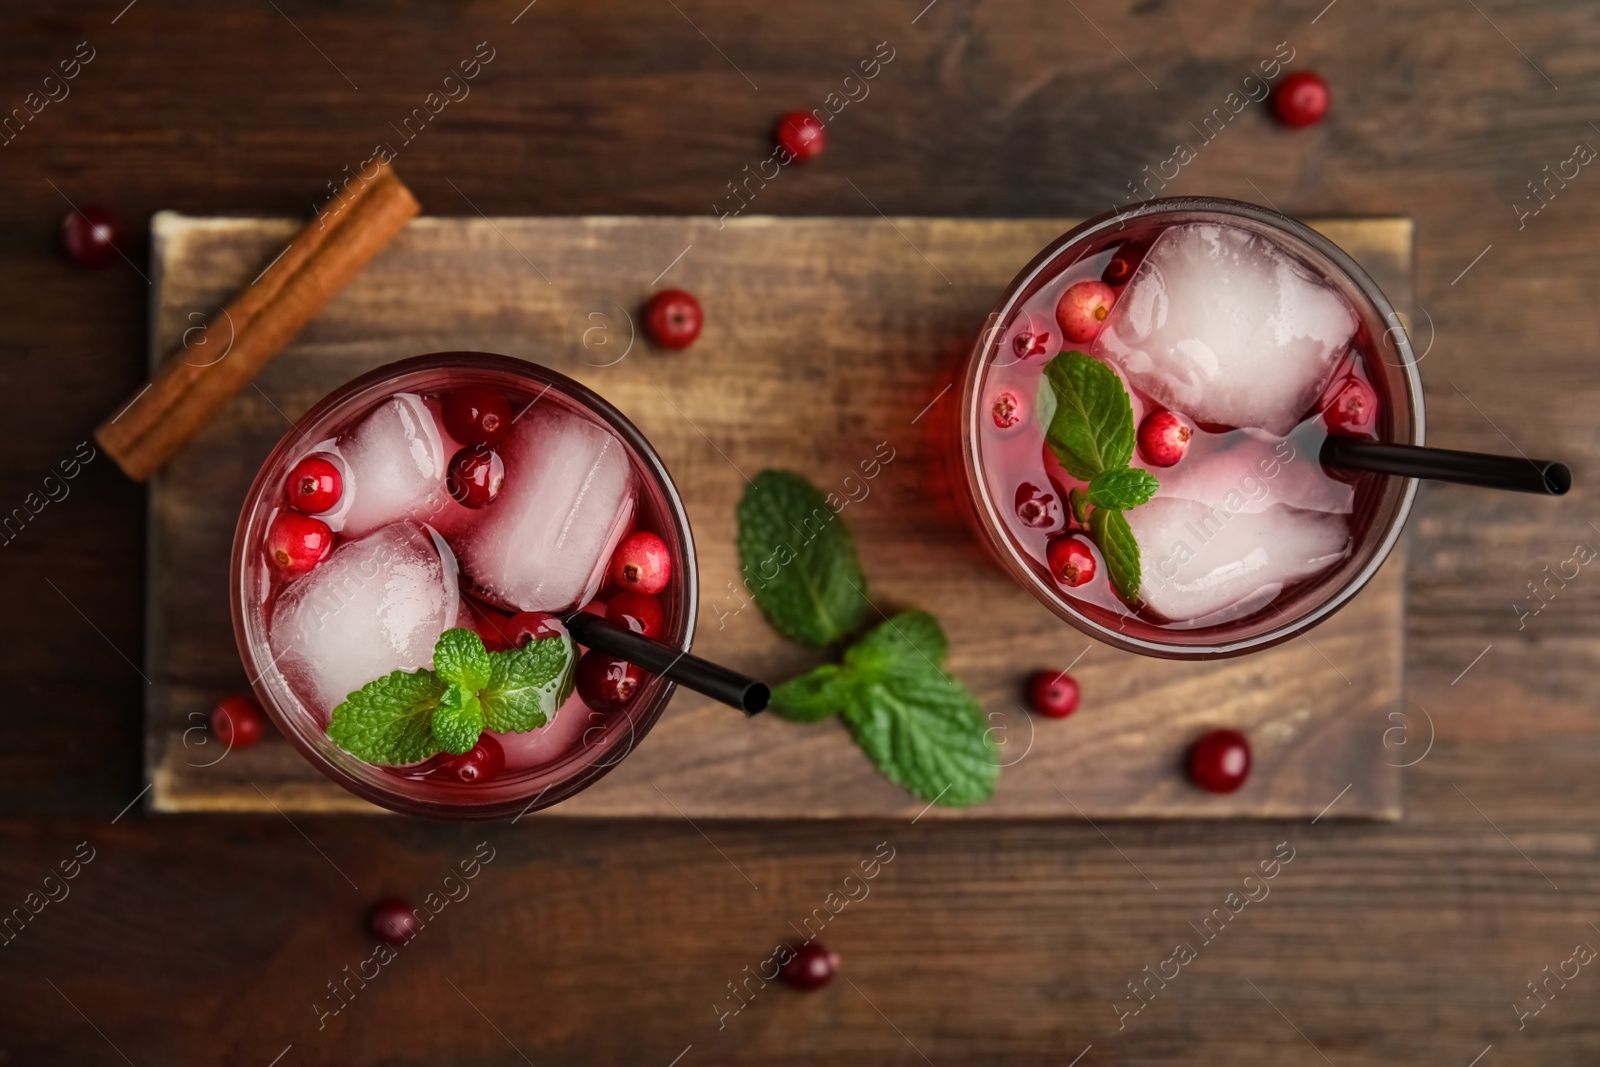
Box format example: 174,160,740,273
231,353,696,817
958,197,1423,658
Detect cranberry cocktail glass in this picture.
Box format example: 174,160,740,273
957,197,1423,659
231,352,697,818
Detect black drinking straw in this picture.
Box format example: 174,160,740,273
562,611,770,716
1321,437,1572,496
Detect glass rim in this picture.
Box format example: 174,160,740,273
229,351,699,818
959,196,1425,659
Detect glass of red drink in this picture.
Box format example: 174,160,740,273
230,352,696,818
957,197,1423,658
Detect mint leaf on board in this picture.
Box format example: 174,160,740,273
433,628,492,691
769,664,853,723
1090,506,1143,603
839,613,999,807
736,469,868,646
770,610,998,807
328,668,449,765
431,684,486,756
480,635,575,733
1086,467,1160,510
1043,351,1136,480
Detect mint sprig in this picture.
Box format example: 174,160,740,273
772,611,999,807
327,627,575,766
736,469,868,646
1042,350,1158,601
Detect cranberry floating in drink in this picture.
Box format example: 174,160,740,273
231,353,703,817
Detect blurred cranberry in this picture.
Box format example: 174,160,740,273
61,205,125,268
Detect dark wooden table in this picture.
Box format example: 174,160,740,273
3,2,1596,1063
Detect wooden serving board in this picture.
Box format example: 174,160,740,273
145,214,1410,819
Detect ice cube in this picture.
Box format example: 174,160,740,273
458,405,636,612
1127,497,1350,623
270,522,460,715
337,393,451,538
1154,429,1352,517
1094,223,1358,435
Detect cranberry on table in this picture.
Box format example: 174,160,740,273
61,204,125,268
442,387,511,446
1322,377,1378,436
1045,533,1097,589
780,942,839,991
1014,482,1061,530
1137,410,1193,468
447,445,505,509
285,453,342,513
575,651,643,712
608,530,671,595
607,592,665,640
643,289,703,350
991,389,1024,430
368,899,420,945
266,511,333,578
443,734,505,784
1026,671,1080,719
1270,71,1330,128
503,611,566,648
1189,729,1252,793
775,111,826,161
210,694,266,749
1055,279,1117,344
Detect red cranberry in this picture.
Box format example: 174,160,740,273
442,387,512,447
579,599,608,618
1045,534,1096,589
990,390,1025,430
575,651,643,712
285,454,342,513
442,734,505,784
775,111,826,161
503,611,567,648
608,531,671,595
1102,244,1142,286
1271,71,1330,128
266,511,332,578
1026,671,1080,719
210,694,266,749
1056,280,1116,344
1137,411,1192,467
643,289,703,350
780,942,839,991
447,446,505,509
368,899,420,945
61,205,125,268
1322,377,1378,436
607,592,665,640
1014,482,1061,530
1012,330,1052,360
1189,729,1252,793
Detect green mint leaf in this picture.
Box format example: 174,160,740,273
845,611,998,807
769,664,851,723
480,635,575,733
327,668,449,766
433,628,492,691
1042,351,1135,480
1090,506,1142,603
1068,487,1091,527
736,469,868,646
841,662,999,808
431,683,485,756
1086,467,1160,510
843,608,948,677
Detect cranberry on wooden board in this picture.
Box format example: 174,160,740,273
1189,729,1252,793
1026,672,1080,719
61,204,125,268
1271,71,1330,128
780,942,839,991
775,111,826,160
642,289,703,349
210,694,266,748
368,899,420,945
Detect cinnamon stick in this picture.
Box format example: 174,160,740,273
96,166,421,480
